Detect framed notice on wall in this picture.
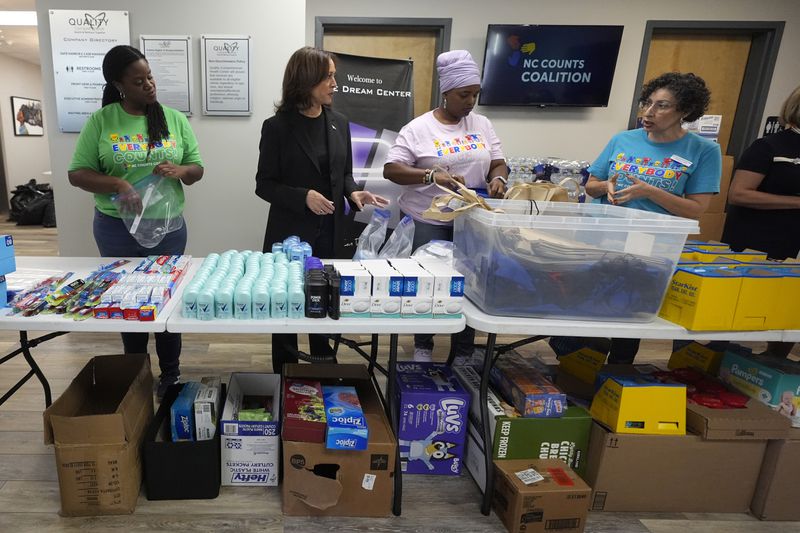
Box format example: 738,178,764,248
200,35,252,115
11,96,44,136
49,10,130,132
140,35,193,115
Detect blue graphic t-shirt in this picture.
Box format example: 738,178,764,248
589,128,721,214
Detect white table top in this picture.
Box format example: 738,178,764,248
0,256,175,333
461,299,787,342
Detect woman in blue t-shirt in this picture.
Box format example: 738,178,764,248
583,72,722,363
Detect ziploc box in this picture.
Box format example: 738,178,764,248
396,362,470,475
322,386,369,450
719,350,800,428
490,355,567,418
220,373,281,486
0,235,15,276
658,265,742,330
590,373,685,435
170,381,202,442
336,263,371,317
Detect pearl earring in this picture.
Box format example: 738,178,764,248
443,97,447,110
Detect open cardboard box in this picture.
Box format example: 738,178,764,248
43,353,153,516
751,427,800,520
281,364,396,517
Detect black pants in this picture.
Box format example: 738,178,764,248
271,216,335,373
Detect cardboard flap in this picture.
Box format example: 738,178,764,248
49,413,127,445
117,356,153,442
289,467,343,510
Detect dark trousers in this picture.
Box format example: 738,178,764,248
93,209,186,377
409,216,475,359
271,216,335,373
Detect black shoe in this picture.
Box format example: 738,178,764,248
156,373,180,401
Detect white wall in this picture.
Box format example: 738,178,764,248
306,0,800,161
0,53,52,196
36,1,305,256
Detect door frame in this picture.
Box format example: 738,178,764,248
629,20,784,161
315,17,452,108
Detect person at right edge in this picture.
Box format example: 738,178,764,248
722,85,800,359
581,72,722,364
384,49,508,363
255,46,388,374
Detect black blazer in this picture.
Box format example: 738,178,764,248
255,107,360,254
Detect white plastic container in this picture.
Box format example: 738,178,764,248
453,199,699,322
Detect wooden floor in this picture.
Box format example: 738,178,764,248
1,221,799,532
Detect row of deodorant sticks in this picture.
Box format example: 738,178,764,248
182,250,307,320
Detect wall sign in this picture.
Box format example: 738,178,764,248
140,35,193,115
49,10,130,132
200,35,252,115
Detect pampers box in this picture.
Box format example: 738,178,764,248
396,362,470,475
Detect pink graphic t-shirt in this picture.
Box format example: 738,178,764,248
386,110,505,225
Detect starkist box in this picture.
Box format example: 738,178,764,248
396,362,470,475
492,458,591,533
590,373,685,435
282,364,396,517
43,353,153,516
668,340,725,375
659,265,742,330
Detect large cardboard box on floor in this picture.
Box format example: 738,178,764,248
687,393,791,440
586,423,766,512
282,364,396,517
751,428,800,520
43,353,153,516
493,458,591,533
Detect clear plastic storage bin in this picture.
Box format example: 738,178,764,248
452,200,699,322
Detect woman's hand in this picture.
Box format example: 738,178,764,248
153,162,185,181
350,190,390,210
488,176,506,198
306,190,335,215
612,175,653,204
433,169,465,189
115,180,142,215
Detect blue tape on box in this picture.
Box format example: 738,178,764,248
322,385,368,450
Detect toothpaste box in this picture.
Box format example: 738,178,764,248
194,377,222,441
282,378,326,443
170,381,203,442
322,386,369,450
396,362,471,475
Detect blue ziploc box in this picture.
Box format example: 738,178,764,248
0,235,15,276
170,381,203,442
322,386,368,450
395,362,470,475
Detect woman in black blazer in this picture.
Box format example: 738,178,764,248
255,46,388,373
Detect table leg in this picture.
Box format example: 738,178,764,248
480,333,497,516
388,333,402,516
0,331,65,409
368,334,379,375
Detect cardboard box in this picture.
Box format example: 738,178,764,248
491,357,567,418
668,340,724,375
586,423,767,512
687,395,791,440
143,383,224,500
751,428,800,520
659,265,742,331
557,348,607,385
452,364,508,439
43,353,153,516
220,373,281,486
396,362,470,475
464,421,489,493
719,351,800,427
282,364,396,517
282,378,326,443
590,374,686,435
706,154,734,213
690,212,727,242
492,458,591,533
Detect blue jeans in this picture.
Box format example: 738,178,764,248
409,216,475,358
93,209,186,377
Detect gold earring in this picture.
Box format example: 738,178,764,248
443,97,447,110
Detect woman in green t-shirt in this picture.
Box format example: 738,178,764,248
68,45,204,399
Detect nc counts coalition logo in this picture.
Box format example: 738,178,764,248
504,33,591,83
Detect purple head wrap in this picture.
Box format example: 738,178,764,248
437,50,481,94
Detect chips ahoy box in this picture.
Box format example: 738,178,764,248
322,386,369,450
396,362,470,475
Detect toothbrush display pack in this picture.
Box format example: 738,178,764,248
396,362,470,475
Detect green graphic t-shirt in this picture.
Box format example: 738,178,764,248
69,103,203,218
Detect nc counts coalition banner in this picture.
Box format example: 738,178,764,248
332,53,413,255
480,25,623,107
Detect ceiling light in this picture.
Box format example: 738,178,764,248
0,11,37,26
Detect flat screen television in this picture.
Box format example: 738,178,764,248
479,24,624,107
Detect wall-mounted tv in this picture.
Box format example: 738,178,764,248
479,24,624,107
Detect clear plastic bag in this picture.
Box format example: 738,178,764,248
378,215,415,259
352,208,390,260
412,239,454,264
109,174,183,248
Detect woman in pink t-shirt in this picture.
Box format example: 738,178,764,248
384,50,508,362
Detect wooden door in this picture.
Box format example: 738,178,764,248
642,33,752,155
323,30,438,118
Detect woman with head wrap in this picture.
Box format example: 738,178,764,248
384,50,508,362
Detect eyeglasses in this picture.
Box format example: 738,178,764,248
638,99,676,112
